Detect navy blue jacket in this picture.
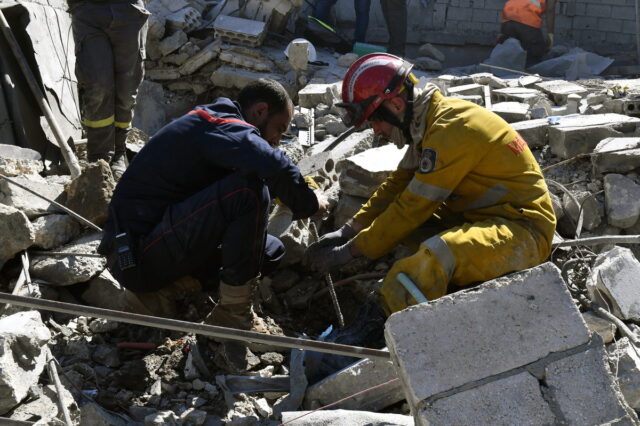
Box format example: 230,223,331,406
103,98,318,238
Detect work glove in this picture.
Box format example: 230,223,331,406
380,245,449,315
547,33,554,50
306,241,354,273
310,223,357,249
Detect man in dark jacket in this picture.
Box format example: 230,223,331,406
98,79,324,329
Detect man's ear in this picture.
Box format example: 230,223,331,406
253,101,269,121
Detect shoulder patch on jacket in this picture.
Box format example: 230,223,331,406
419,148,437,174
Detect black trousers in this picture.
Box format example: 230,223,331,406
380,0,407,57
500,20,546,65
109,173,284,292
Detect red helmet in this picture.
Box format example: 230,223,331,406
338,53,414,128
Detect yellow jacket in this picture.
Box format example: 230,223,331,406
352,90,556,259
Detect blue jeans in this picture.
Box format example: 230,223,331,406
314,0,371,42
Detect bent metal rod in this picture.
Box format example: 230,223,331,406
0,293,390,361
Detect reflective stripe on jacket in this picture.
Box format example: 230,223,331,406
501,0,546,28
352,90,556,259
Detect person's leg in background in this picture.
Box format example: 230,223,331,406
380,0,407,56
109,1,149,178
71,2,116,163
354,0,372,42
314,0,339,25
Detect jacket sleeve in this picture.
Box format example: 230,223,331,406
352,127,481,259
352,168,413,228
201,125,319,219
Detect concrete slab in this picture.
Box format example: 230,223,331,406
545,344,633,424
420,372,555,426
491,101,530,123
447,83,484,97
210,66,289,92
298,82,341,109
511,118,549,148
548,113,640,159
604,173,640,228
304,355,404,412
385,262,589,407
337,144,408,198
592,137,640,174
586,246,640,321
534,80,588,105
0,144,42,176
0,175,65,219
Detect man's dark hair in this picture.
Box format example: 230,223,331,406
238,79,291,116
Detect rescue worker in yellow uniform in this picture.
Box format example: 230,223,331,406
306,53,556,315
499,0,557,64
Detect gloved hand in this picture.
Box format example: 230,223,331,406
306,241,354,273
311,223,357,249
547,32,554,50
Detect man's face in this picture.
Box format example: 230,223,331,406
257,103,293,147
367,98,402,138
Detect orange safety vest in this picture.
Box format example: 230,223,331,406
501,0,545,28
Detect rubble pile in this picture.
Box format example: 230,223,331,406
4,31,640,423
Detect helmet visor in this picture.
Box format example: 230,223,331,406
336,95,377,128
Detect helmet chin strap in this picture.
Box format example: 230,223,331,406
374,80,415,142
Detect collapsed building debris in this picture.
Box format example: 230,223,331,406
1,0,640,424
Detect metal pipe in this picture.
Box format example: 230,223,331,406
553,235,640,248
0,10,81,178
0,293,390,360
397,273,428,303
0,173,102,232
46,351,73,426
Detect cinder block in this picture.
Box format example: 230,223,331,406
472,9,499,23
612,5,636,20
385,262,589,407
298,83,341,109
446,6,472,21
545,344,633,424
548,113,640,159
420,372,555,425
491,102,530,123
592,137,640,174
586,3,612,17
447,83,484,97
511,118,549,148
304,355,405,412
213,15,267,47
492,87,543,105
534,80,587,105
598,18,624,32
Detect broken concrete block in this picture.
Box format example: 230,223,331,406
545,344,633,424
304,355,404,412
80,269,127,311
0,204,34,266
334,194,367,228
146,13,165,41
214,15,267,48
562,190,603,231
534,80,588,105
491,102,530,123
0,144,43,176
298,82,341,109
586,246,640,321
604,173,640,228
218,49,273,72
281,410,414,425
511,118,549,148
385,262,589,408
492,87,543,106
592,137,640,175
470,73,507,89
64,160,115,226
337,53,358,68
32,214,81,249
447,83,484,97
417,43,445,62
449,94,483,105
549,114,640,159
288,39,310,72
582,312,616,344
0,175,65,218
165,6,201,33
80,402,129,426
158,30,188,56
608,337,640,410
338,144,408,198
0,311,51,415
550,192,564,220
30,232,106,286
279,219,312,266
179,40,220,75
133,80,166,137
414,57,442,72
210,66,288,91
145,68,182,81
10,384,79,424
307,129,375,160
420,372,555,425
